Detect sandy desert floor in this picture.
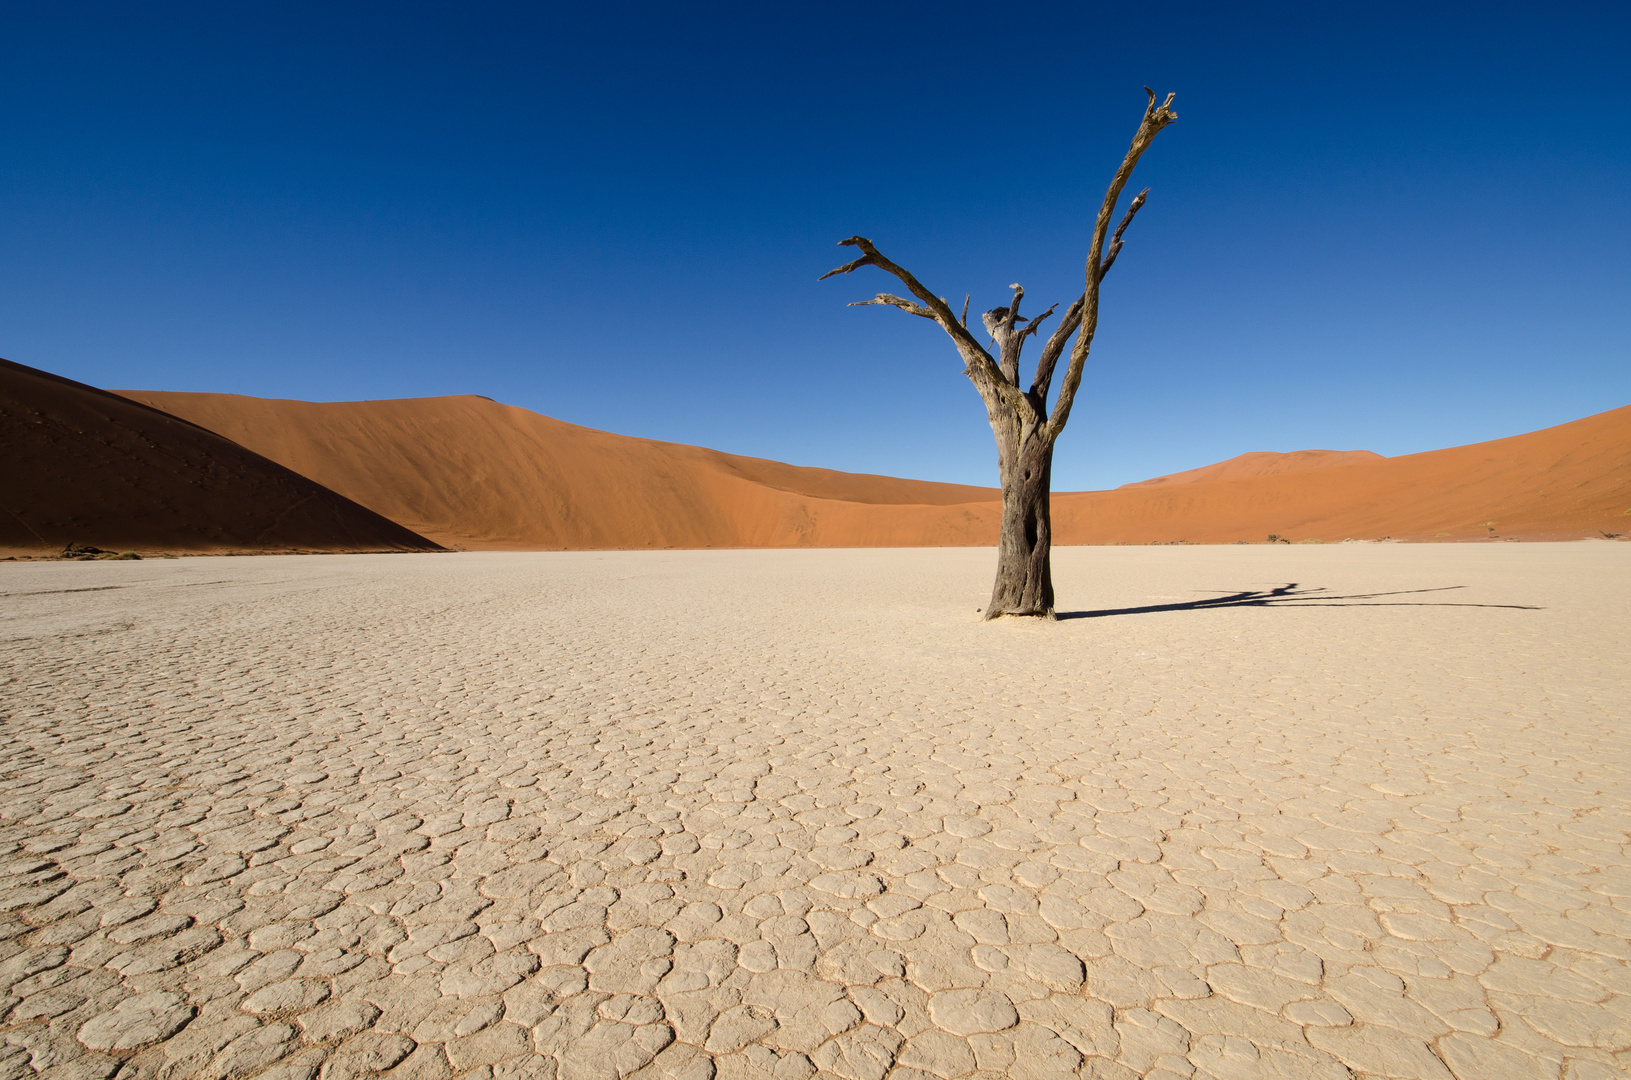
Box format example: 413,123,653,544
2,544,1627,1080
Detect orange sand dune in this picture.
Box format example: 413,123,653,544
118,390,1002,549
1120,448,1384,488
1,358,440,555
1056,405,1631,543
121,386,1630,548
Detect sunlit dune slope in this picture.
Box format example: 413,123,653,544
117,390,1002,549
0,358,440,554
120,387,1631,548
1119,448,1385,488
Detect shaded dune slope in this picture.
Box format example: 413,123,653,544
123,387,1631,548
1,358,440,554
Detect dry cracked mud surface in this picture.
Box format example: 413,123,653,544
1,544,1627,1080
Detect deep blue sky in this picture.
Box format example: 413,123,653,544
3,2,1627,489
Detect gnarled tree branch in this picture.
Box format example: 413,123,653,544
1019,303,1059,343
849,293,937,319
820,237,979,353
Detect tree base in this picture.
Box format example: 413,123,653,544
982,607,1056,622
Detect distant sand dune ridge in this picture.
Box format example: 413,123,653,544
1057,404,1631,543
115,391,1004,550
1117,448,1385,488
123,388,1631,548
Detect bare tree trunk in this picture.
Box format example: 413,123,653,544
987,426,1054,618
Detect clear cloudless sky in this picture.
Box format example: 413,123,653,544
3,1,1628,490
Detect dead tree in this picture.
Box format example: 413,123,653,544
822,88,1178,619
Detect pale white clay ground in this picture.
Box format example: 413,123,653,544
1,544,1627,1080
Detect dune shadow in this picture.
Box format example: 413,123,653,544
1055,582,1542,620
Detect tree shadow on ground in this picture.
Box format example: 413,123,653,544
1055,583,1542,620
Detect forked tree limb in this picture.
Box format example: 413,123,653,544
1027,187,1146,400
1044,88,1176,442
1025,187,1141,400
1097,189,1149,281
1028,296,1083,401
